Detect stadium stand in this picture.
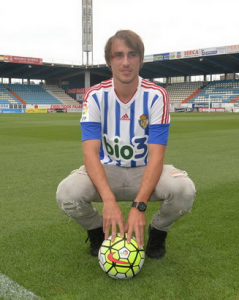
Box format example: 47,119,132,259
187,79,239,104
7,84,62,105
0,84,79,105
165,81,204,103
1,80,238,107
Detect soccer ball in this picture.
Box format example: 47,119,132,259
98,233,145,279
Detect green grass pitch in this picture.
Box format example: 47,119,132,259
0,112,239,300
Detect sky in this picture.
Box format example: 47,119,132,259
0,0,239,65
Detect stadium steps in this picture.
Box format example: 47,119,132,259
9,90,27,104
0,84,21,104
181,89,203,103
230,95,239,103
43,85,79,105
4,84,28,104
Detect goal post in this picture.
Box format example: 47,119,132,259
208,93,232,112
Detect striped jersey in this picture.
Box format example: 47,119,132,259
80,76,170,167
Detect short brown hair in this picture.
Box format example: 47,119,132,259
104,30,145,70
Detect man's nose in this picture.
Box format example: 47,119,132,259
122,54,130,66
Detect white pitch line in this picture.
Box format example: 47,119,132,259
0,272,41,300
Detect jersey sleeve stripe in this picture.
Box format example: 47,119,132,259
162,90,170,124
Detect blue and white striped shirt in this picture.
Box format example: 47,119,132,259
80,76,170,167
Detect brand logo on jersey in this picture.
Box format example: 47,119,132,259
103,135,148,161
120,113,130,120
107,252,131,265
138,114,148,129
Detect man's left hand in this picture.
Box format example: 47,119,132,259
124,208,146,249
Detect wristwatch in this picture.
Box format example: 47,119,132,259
131,202,147,212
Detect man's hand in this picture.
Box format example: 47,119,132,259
102,200,125,242
125,208,146,249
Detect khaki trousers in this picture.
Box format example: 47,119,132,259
56,164,196,231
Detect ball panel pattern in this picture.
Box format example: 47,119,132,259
98,233,145,279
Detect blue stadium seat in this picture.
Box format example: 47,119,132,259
0,84,22,105
8,84,62,105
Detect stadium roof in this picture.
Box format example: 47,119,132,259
1,52,239,82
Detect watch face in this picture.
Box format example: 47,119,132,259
138,202,146,211
132,202,147,211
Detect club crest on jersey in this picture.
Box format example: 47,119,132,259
138,114,148,129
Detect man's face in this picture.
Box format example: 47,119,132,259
109,38,141,85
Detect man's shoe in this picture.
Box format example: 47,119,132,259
146,225,167,259
85,227,104,257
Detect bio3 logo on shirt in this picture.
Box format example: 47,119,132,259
103,135,148,161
